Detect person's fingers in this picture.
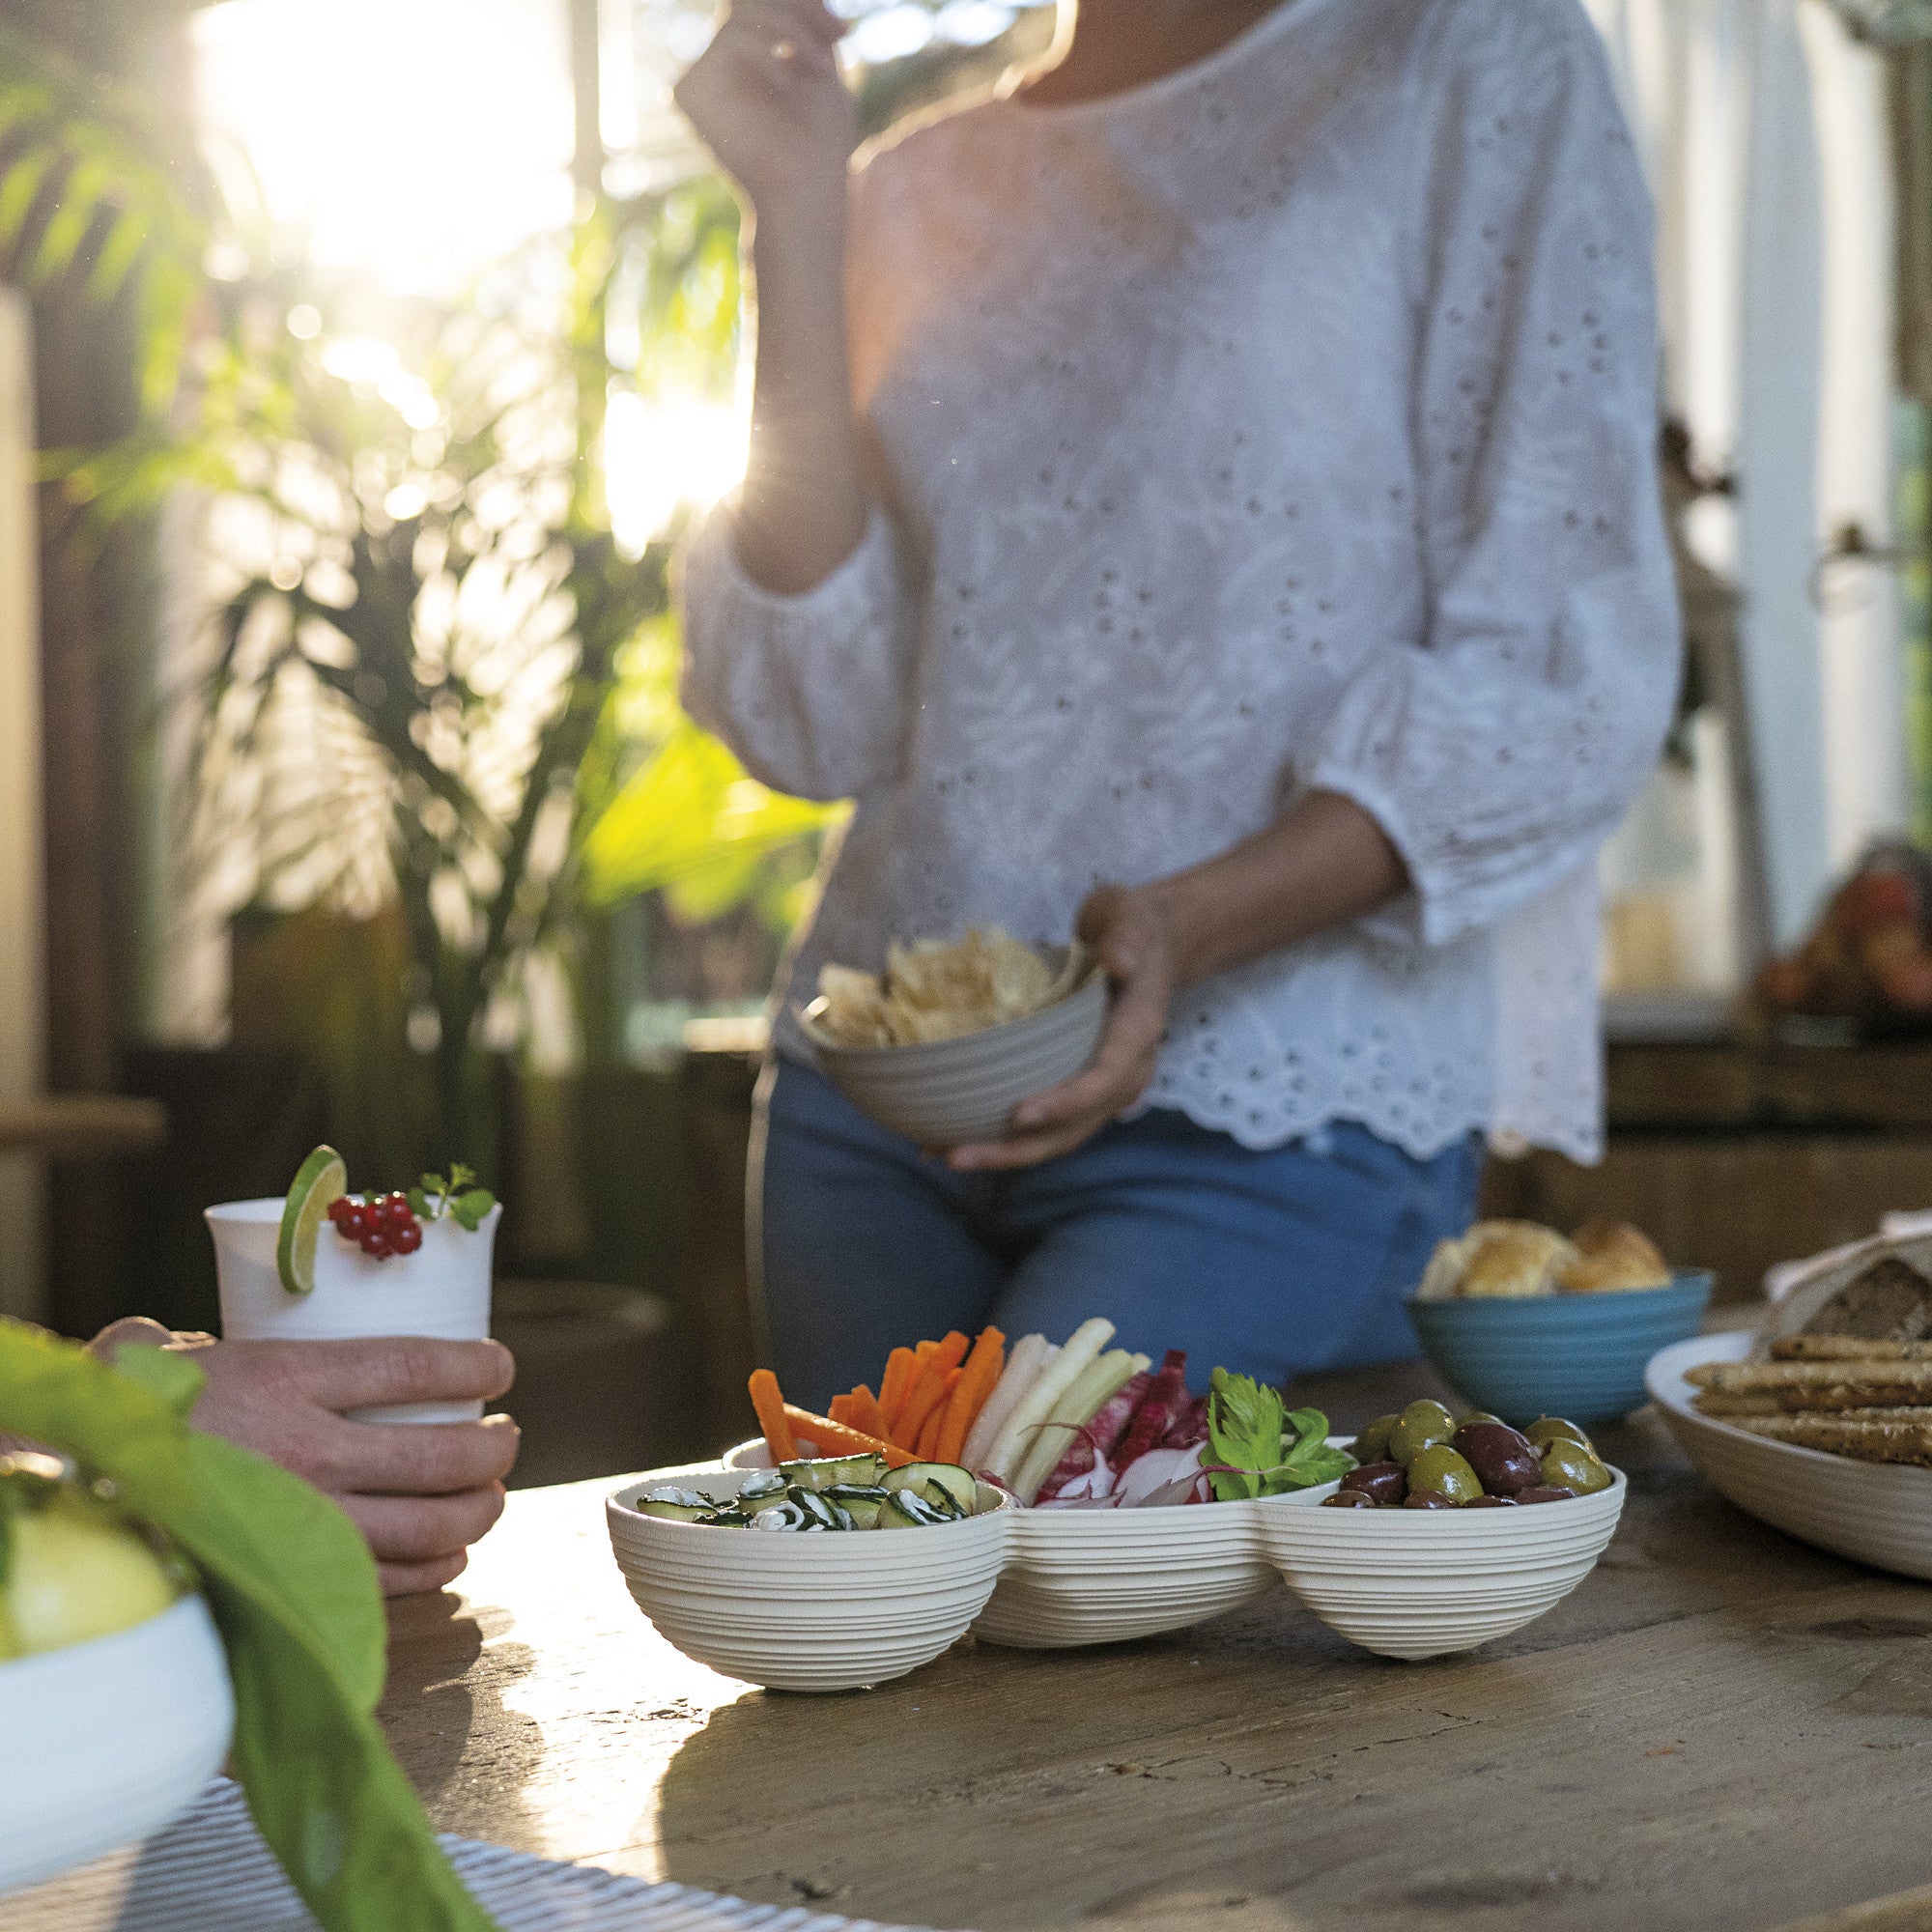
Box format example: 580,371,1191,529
336,1483,507,1565
290,1336,516,1412
1009,978,1167,1132
311,1412,521,1497
89,1315,177,1361
378,1551,468,1598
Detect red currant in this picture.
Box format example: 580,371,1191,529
361,1230,394,1259
392,1220,422,1255
338,1204,367,1240
381,1191,412,1229
326,1196,352,1226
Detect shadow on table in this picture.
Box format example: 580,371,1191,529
376,1589,552,1853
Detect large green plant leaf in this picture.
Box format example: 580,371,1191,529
579,718,839,912
0,1322,495,1932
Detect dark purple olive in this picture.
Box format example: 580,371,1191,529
1463,1493,1519,1507
1339,1459,1407,1505
1322,1490,1378,1509
1402,1491,1456,1509
1452,1421,1543,1496
1515,1485,1577,1505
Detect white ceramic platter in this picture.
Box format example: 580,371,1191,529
1647,1330,1932,1580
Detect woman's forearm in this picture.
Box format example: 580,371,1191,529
733,203,869,593
1151,789,1409,988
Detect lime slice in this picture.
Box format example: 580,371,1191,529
277,1144,347,1295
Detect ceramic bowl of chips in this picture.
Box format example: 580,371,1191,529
797,938,1107,1149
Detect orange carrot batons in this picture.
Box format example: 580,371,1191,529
878,1347,918,1431
781,1404,917,1468
748,1368,798,1463
936,1325,1005,1464
916,1370,960,1458
848,1385,887,1441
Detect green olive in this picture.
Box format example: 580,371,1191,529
1406,1444,1484,1504
1525,1415,1594,1455
1539,1439,1612,1495
1387,1399,1457,1465
1353,1414,1399,1463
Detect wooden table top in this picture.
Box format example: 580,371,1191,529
380,1360,1932,1932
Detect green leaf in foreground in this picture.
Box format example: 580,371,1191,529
1205,1368,1355,1502
0,1321,496,1932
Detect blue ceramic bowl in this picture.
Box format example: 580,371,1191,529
1404,1271,1714,1427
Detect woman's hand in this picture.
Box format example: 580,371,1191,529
948,885,1181,1173
673,0,855,222
92,1319,520,1597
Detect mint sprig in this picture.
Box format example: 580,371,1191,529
413,1165,497,1233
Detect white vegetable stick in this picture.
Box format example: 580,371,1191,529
985,1318,1116,1484
1013,1348,1147,1504
961,1334,1052,1470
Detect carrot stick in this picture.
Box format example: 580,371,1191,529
829,1393,854,1429
878,1347,918,1432
916,1370,960,1458
896,1334,970,1449
849,1385,886,1441
781,1404,917,1468
937,1326,1005,1464
749,1369,797,1463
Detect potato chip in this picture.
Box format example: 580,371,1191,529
810,928,1073,1048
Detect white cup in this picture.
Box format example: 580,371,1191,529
206,1197,500,1423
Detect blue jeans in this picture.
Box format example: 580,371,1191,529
753,1059,1483,1411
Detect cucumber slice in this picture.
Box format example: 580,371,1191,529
637,1498,711,1522
751,1501,808,1531
882,1463,978,1514
780,1455,886,1491
878,1490,950,1529
838,1497,882,1529
737,1470,787,1501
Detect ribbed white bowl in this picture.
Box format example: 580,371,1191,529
1256,1473,1627,1660
1647,1331,1932,1579
0,1593,235,1895
797,960,1108,1148
608,1463,1012,1692
973,1494,1293,1648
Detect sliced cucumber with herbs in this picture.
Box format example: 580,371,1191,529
637,1498,714,1522
779,1454,887,1491
636,1460,981,1531
879,1489,953,1529
882,1463,978,1515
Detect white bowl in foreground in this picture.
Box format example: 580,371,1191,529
797,956,1108,1149
0,1593,235,1896
1256,1473,1627,1661
608,1463,1011,1692
1647,1330,1932,1580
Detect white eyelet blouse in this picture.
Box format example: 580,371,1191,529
680,0,1680,1163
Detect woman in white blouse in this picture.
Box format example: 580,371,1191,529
674,0,1679,1406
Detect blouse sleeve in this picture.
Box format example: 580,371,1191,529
1301,0,1680,950
678,497,918,803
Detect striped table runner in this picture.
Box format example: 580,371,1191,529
0,1780,950,1932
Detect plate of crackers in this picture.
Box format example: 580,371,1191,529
1646,1233,1932,1579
